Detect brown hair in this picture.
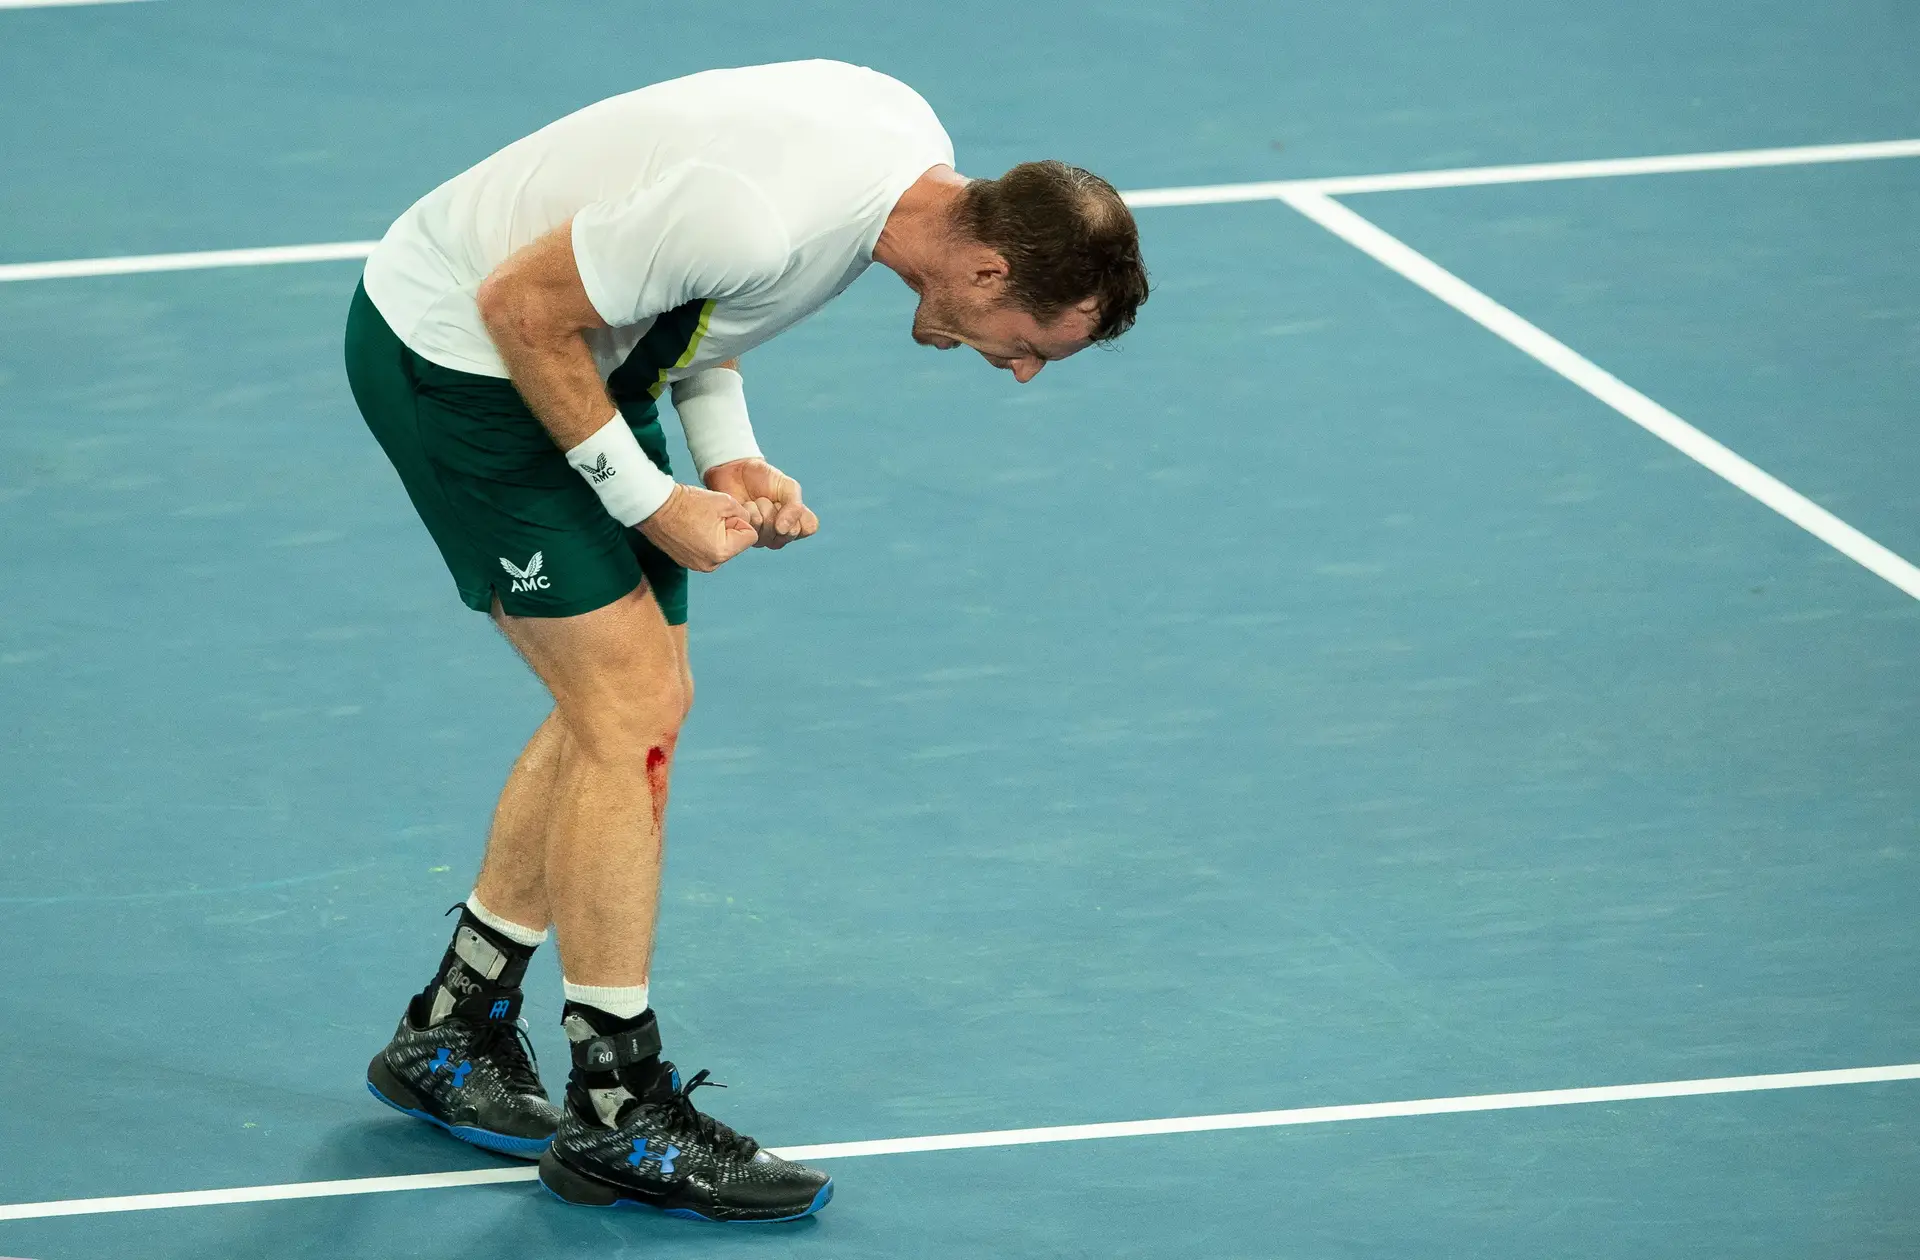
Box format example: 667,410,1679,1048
954,161,1149,343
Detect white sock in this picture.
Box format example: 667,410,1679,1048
465,891,549,948
564,979,650,1019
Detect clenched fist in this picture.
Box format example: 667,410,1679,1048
702,458,819,550
637,483,758,572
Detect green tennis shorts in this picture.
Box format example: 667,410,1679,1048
343,282,687,624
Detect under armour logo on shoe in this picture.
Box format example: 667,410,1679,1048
499,552,550,594
430,1048,474,1088
575,453,617,484
489,998,511,1020
628,1138,680,1177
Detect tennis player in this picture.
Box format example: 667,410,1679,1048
343,58,1148,1221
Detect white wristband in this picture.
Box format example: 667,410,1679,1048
565,413,676,526
670,367,763,477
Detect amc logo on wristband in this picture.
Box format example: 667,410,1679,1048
499,553,551,593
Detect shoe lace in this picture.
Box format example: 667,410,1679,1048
661,1069,758,1160
469,1018,545,1096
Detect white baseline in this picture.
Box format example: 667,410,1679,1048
2,137,1917,282
1123,136,1920,206
1,1061,1915,1222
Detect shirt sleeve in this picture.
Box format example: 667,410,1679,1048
570,162,791,329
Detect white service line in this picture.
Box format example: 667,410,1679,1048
1277,186,1920,603
3,138,1917,282
2,1060,1917,1222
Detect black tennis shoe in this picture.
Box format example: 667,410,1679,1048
366,989,560,1159
538,1009,833,1222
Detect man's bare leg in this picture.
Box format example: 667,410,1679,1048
470,622,692,959
367,583,695,1159
464,626,691,960
500,585,829,1217
472,708,568,931
490,587,691,987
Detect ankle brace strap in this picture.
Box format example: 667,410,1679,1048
565,1015,661,1073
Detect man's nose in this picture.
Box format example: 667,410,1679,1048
1012,360,1044,383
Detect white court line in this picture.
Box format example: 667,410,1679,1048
0,241,376,284
1123,137,1920,205
0,0,152,9
2,1061,1917,1222
3,138,1916,282
1277,186,1920,603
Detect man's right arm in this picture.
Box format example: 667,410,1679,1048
474,222,624,451
475,222,755,573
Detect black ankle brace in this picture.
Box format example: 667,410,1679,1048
421,905,535,1024
561,1003,662,1093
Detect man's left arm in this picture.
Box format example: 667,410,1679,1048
672,359,818,550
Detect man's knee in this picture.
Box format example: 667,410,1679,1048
500,586,690,764
563,657,687,765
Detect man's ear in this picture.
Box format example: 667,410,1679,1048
969,248,1011,291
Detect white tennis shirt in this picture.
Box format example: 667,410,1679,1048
362,60,954,388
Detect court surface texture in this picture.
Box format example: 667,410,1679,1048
2,1,1916,1256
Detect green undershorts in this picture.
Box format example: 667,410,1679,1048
342,281,688,624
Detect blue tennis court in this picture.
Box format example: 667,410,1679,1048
3,1,1917,1256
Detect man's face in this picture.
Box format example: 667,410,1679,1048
910,263,1099,383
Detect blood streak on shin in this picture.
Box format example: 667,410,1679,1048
644,742,674,831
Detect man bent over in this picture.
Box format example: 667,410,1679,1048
343,59,1148,1222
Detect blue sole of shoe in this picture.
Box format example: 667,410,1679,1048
539,1174,835,1223
365,1080,550,1160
